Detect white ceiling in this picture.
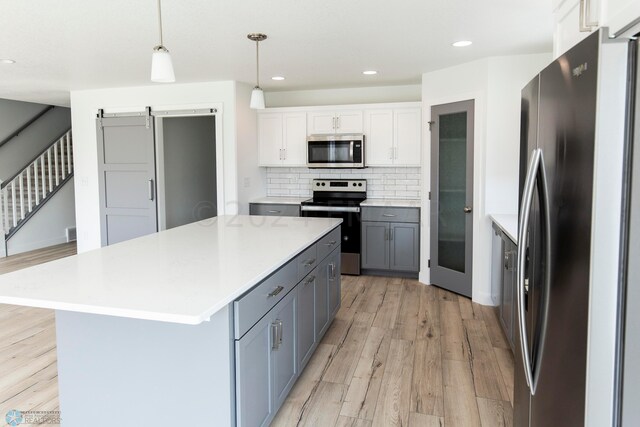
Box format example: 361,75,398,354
0,0,553,106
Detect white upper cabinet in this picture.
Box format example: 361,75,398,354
553,0,640,57
259,102,420,168
282,113,307,166
364,109,394,166
307,111,363,134
334,111,364,133
394,108,421,166
364,106,421,167
307,112,336,134
258,113,307,166
258,113,284,166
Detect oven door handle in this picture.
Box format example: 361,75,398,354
301,205,360,213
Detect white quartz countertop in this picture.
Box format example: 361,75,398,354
361,199,421,208
490,214,518,243
0,216,341,325
251,197,311,205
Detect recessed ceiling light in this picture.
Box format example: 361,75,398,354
271,76,285,81
0,59,16,64
452,40,473,47
362,70,377,75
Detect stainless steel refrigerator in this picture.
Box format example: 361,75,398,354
515,29,636,427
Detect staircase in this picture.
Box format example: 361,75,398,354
1,129,73,240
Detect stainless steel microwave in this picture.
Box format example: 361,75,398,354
307,134,365,168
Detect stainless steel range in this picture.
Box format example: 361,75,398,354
301,179,366,275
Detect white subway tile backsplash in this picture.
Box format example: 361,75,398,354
265,166,422,200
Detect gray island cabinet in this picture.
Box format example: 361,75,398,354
0,216,342,427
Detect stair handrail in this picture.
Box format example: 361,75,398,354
1,127,72,190
0,105,55,149
1,128,73,237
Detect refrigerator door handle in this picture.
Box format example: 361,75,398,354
516,148,541,392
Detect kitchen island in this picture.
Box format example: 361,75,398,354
0,215,342,427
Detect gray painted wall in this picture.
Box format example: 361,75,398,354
6,179,76,255
160,116,217,229
0,100,71,182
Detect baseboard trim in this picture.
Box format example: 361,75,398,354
7,235,70,256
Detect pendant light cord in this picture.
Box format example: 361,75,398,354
157,0,164,47
255,40,260,88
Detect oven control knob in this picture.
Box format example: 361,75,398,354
316,183,320,186
358,183,363,186
321,182,326,186
352,183,356,186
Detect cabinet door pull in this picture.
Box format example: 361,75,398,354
267,210,281,214
268,286,284,298
303,258,316,267
382,213,396,217
277,320,283,346
389,229,394,240
283,148,287,160
337,116,341,129
271,322,279,349
325,240,337,246
148,179,155,201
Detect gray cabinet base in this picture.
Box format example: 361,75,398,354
361,268,419,279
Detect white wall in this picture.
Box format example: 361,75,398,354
421,53,551,305
70,81,244,253
235,83,266,214
6,179,76,255
0,105,71,182
265,84,421,107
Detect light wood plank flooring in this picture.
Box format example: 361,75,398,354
272,275,515,427
0,244,514,427
0,243,75,421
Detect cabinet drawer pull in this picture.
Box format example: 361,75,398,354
267,210,281,214
325,240,337,246
382,213,396,217
304,275,316,285
303,258,316,267
268,286,284,298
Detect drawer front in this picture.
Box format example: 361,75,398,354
361,206,420,223
296,244,318,282
249,203,300,217
234,260,297,339
316,227,341,262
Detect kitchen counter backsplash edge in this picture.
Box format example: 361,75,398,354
266,166,421,199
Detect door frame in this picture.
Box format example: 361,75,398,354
97,104,226,243
425,97,477,298
153,111,219,231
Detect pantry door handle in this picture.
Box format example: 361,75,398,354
148,179,154,201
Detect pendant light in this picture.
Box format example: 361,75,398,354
151,0,175,83
248,33,267,109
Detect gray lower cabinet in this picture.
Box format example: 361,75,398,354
236,284,297,427
328,249,341,317
271,289,298,409
361,206,420,274
249,203,300,217
362,222,390,269
389,222,420,272
235,312,272,427
297,273,317,370
235,230,342,427
492,222,517,351
500,237,517,349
